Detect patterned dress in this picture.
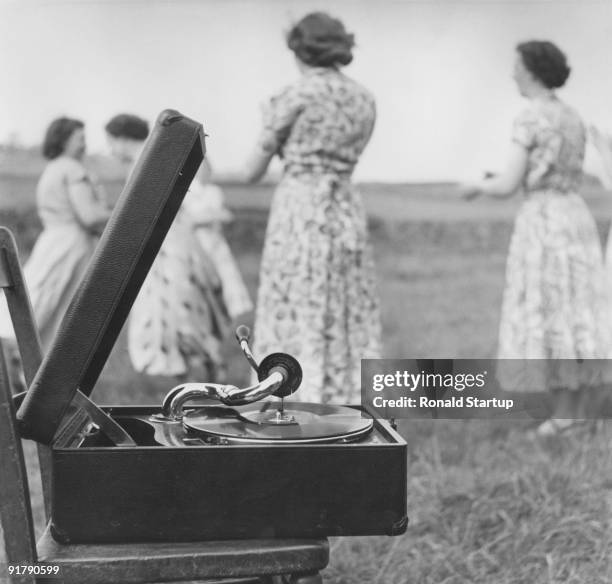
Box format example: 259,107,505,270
253,67,381,404
497,98,608,390
128,188,231,381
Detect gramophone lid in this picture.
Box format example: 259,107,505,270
17,110,207,445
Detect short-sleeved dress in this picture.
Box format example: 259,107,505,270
2,156,111,350
252,67,381,404
127,187,232,381
497,98,608,388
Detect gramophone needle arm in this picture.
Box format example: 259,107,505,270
235,325,260,374
160,370,285,420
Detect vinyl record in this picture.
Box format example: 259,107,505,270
182,401,374,444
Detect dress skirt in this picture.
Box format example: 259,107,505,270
497,190,608,391
193,226,253,319
128,209,231,380
253,170,381,404
23,224,98,350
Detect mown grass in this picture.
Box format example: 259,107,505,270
1,179,612,583
326,418,612,583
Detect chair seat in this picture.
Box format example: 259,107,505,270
37,527,329,584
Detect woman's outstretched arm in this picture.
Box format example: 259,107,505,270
459,143,529,200
589,125,612,185
243,139,276,184
67,177,112,233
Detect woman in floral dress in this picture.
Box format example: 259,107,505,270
244,12,381,404
461,41,608,436
105,114,231,382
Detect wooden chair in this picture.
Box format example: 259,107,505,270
0,227,328,583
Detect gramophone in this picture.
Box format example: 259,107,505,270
151,324,377,447
13,110,407,544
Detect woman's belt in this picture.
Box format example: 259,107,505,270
284,162,353,178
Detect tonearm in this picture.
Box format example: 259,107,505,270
158,326,302,421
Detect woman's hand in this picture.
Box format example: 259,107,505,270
589,125,612,185
458,182,483,201
67,177,112,232
460,144,528,200
589,125,612,154
243,140,276,184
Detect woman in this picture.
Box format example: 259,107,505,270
244,12,381,404
460,41,608,436
105,113,231,382
8,118,111,350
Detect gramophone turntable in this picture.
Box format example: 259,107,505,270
13,110,407,544
147,325,376,447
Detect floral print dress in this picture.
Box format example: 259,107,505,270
128,188,231,381
497,98,608,390
252,67,381,404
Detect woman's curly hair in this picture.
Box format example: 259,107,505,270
517,40,571,89
105,114,149,141
287,12,355,68
42,117,84,160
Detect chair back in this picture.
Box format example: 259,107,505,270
0,227,51,522
0,337,37,582
0,227,43,384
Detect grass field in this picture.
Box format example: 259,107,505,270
1,175,612,583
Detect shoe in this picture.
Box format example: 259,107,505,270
530,418,587,438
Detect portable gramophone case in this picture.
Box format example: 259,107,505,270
15,110,408,544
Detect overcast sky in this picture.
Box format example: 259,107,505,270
1,0,611,181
